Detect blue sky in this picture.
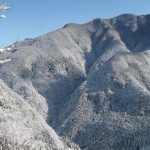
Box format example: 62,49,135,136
0,0,150,47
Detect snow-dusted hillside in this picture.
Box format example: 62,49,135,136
1,14,150,149
0,80,76,149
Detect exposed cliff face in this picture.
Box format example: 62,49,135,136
0,14,150,149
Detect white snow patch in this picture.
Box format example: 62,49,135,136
0,45,15,53
0,59,11,64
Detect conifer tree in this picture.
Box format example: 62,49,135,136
0,0,11,19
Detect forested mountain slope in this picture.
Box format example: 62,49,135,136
0,14,150,149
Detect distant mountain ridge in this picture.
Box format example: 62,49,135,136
0,14,150,149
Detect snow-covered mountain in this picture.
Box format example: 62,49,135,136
0,14,150,149
0,79,80,150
